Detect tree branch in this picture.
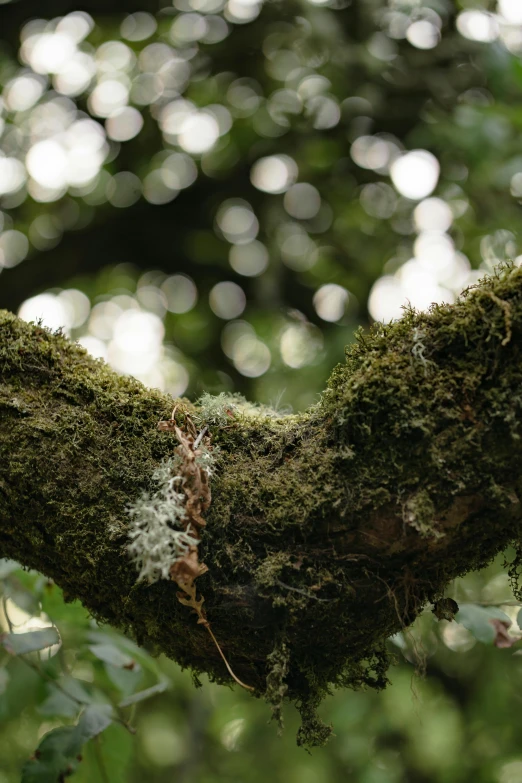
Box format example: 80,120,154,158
2,266,522,737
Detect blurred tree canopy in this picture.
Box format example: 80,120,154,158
2,0,522,408
3,0,522,781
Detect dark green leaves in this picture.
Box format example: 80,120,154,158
38,677,92,719
21,705,113,783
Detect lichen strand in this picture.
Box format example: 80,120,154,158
2,266,522,746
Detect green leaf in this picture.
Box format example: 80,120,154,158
21,726,80,783
88,642,136,669
91,723,133,783
2,577,41,615
75,704,113,744
38,677,92,718
104,662,143,698
22,705,113,783
87,630,162,676
73,724,133,783
0,667,10,694
118,679,169,707
0,559,21,580
455,604,512,644
1,627,60,655
40,582,90,629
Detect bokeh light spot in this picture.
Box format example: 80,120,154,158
229,241,269,276
390,150,440,200
406,20,440,50
232,335,270,376
457,11,498,43
89,80,129,118
4,73,45,112
26,140,68,190
106,107,144,142
18,293,70,331
250,155,297,194
221,320,255,358
217,200,259,245
280,324,323,368
121,12,158,42
28,33,76,75
209,281,246,319
368,276,406,323
283,183,321,220
106,172,142,208
0,230,29,268
414,198,453,232
0,157,26,195
313,284,349,323
178,112,220,155
161,275,198,314
29,215,62,251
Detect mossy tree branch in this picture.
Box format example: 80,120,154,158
2,267,522,734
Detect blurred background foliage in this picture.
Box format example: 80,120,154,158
2,0,522,779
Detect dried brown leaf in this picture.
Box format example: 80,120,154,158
490,618,522,648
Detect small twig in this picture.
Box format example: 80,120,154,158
114,714,137,735
204,624,254,692
175,578,254,692
276,580,334,603
193,426,209,450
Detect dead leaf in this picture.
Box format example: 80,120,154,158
490,618,522,648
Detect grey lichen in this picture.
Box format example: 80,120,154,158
194,392,241,427
194,391,284,429
194,443,218,478
127,458,199,583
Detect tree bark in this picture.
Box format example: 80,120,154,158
2,266,522,740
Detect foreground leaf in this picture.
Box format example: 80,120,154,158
22,704,113,782
0,667,10,694
88,642,136,669
455,604,512,644
105,662,143,698
1,627,60,655
0,559,20,579
38,677,92,718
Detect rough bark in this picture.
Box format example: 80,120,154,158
2,266,522,742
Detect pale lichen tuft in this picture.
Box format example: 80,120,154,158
127,458,199,584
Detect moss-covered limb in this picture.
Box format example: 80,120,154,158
2,267,522,737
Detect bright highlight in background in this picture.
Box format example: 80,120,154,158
390,150,440,200
250,155,298,193
498,0,522,24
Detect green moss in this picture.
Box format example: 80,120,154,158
265,640,290,733
3,265,522,743
403,490,441,538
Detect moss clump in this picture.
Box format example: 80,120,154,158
265,640,290,733
403,490,441,538
3,266,522,743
